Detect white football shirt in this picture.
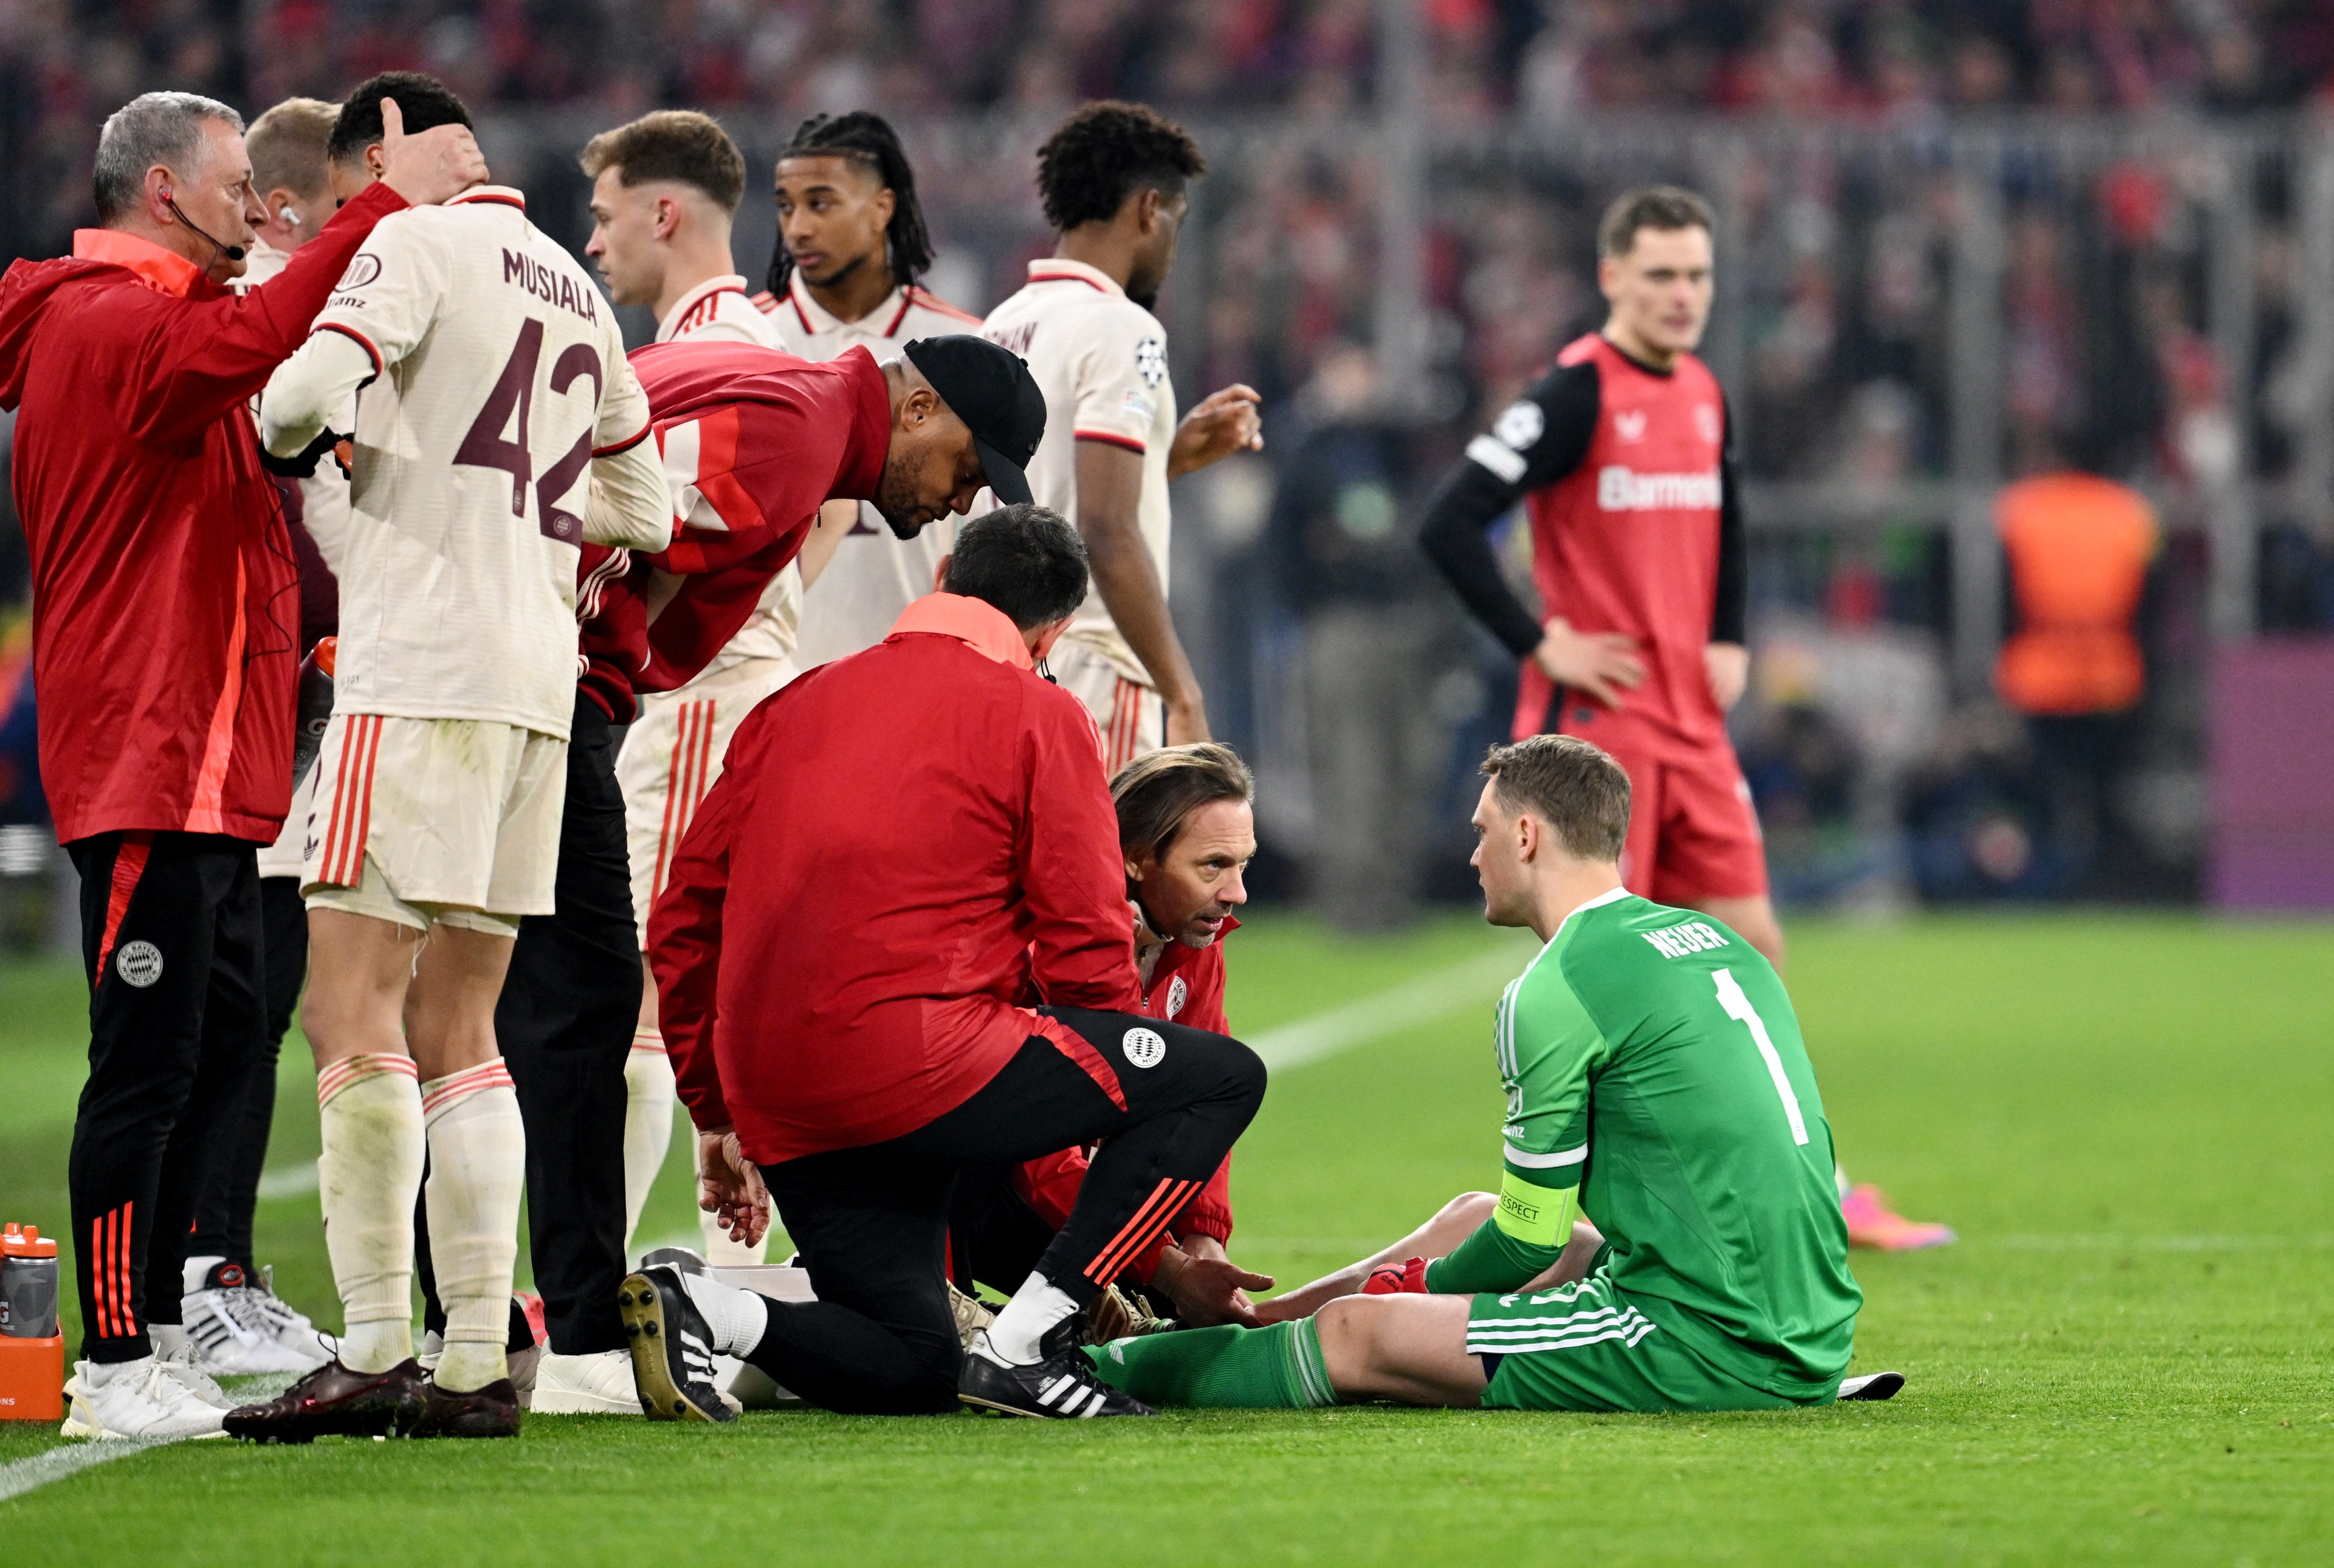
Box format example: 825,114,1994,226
237,239,354,574
656,273,785,349
290,187,654,740
980,257,1177,687
760,270,982,670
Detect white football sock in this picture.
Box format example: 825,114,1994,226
316,1053,424,1375
675,1271,769,1359
182,1255,226,1296
421,1061,527,1394
986,1272,1081,1366
622,1031,676,1252
150,1324,188,1358
692,1133,767,1265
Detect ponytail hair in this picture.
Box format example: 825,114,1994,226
767,111,935,297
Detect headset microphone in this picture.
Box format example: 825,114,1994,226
163,193,246,263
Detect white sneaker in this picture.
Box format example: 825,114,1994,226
239,1284,333,1370
418,1329,443,1373
154,1341,235,1410
59,1357,228,1440
182,1285,315,1374
528,1349,641,1414
509,1341,541,1408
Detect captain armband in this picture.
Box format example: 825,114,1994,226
1492,1169,1577,1250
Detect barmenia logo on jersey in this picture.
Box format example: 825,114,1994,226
1597,466,1722,512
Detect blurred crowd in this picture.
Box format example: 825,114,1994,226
10,2,2334,930
7,2,2334,260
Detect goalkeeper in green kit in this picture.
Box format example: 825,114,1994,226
1086,735,1903,1412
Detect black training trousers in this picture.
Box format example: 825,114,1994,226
66,830,266,1363
418,694,639,1356
188,875,307,1276
743,1011,1266,1414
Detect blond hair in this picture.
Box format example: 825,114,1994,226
1110,743,1255,862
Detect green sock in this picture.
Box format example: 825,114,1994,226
1081,1320,1337,1409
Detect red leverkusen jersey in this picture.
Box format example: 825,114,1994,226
1419,332,1747,747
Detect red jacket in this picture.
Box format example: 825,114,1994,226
1015,921,1241,1282
0,184,407,845
651,593,1139,1164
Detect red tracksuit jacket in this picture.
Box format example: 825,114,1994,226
574,342,890,720
0,184,408,845
650,593,1141,1165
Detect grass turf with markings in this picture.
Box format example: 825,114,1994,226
2,912,2329,1564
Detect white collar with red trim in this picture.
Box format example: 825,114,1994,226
1025,256,1123,297
447,185,527,211
787,271,912,339
655,273,750,343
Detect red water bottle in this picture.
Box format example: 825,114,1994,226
1,1222,64,1422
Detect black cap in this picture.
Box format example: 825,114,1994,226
901,335,1046,506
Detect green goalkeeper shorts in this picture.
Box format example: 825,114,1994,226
1467,1274,1822,1414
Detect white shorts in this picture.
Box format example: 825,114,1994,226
303,712,566,934
616,655,794,935
1048,641,1161,778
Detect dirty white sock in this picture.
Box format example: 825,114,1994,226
316,1054,424,1374
422,1061,526,1393
675,1271,769,1358
986,1272,1081,1366
182,1255,226,1296
622,1031,675,1252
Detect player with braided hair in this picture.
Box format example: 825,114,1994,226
754,110,981,676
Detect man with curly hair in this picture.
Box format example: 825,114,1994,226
983,101,1264,772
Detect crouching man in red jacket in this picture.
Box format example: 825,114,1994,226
628,504,1267,1420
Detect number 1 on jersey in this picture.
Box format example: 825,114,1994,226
1713,968,1810,1146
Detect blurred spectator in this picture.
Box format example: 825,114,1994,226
1264,343,1447,929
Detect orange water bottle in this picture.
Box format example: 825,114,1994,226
1,1222,64,1421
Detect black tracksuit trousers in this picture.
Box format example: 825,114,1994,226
742,1012,1266,1414
66,830,266,1363
187,875,308,1276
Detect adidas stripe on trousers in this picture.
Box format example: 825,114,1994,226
746,1013,1266,1414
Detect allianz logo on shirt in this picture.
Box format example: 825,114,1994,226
1597,466,1722,512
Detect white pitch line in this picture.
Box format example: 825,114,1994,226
1247,947,1523,1073
0,1438,170,1505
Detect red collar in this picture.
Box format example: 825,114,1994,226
887,593,1034,670
1145,914,1238,994
71,229,209,297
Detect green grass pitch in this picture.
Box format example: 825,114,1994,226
2,912,2329,1564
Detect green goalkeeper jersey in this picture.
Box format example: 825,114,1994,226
1449,888,1861,1399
